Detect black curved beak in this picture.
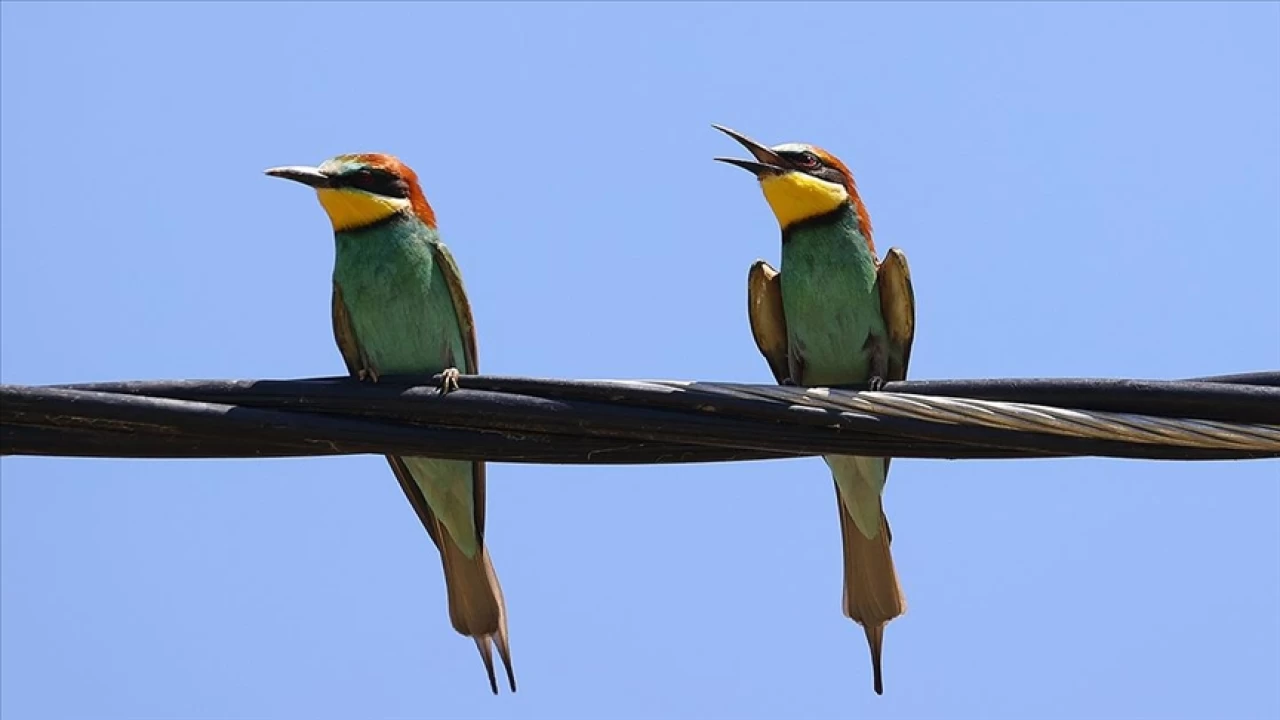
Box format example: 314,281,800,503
712,124,792,177
264,165,331,189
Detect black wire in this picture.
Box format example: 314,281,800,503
444,373,1280,425
0,385,796,465
879,378,1280,424
0,383,1028,462
2,371,1277,463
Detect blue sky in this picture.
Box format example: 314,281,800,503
2,3,1278,719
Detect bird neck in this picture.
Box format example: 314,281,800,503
781,202,876,259
333,213,438,255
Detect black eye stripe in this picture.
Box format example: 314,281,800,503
337,168,410,199
780,150,822,169
778,150,846,184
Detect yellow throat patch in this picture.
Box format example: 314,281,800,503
759,172,849,229
315,188,411,232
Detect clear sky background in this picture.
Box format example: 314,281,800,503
2,3,1278,719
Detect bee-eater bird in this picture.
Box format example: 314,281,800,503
265,153,515,694
713,125,916,695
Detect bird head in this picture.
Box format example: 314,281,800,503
713,125,873,249
265,153,437,232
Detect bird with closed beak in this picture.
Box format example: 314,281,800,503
714,125,917,695
266,153,515,694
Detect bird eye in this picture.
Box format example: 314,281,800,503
344,168,409,199
799,152,821,169
347,169,375,188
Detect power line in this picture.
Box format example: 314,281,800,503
4,372,1277,463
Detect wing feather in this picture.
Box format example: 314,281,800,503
430,242,485,540
876,248,916,382
747,259,792,385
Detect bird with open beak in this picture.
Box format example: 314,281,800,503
714,125,917,695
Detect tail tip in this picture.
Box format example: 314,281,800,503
475,634,516,694
498,635,517,693
865,623,886,696
504,661,517,693
485,668,499,695
475,636,500,694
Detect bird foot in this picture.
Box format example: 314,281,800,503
358,367,380,382
438,367,461,395
867,375,886,392
781,377,798,386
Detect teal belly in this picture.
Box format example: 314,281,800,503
783,286,882,385
779,220,891,539
333,225,469,377
779,229,886,386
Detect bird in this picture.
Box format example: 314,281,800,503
265,153,515,694
713,125,916,695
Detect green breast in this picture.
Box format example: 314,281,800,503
332,218,469,376
780,207,886,386
332,217,479,557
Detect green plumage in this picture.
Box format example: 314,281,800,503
268,153,515,693
718,124,915,695
780,207,886,386
334,218,479,557
781,205,891,540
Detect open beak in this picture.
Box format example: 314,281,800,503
712,124,792,177
264,165,331,189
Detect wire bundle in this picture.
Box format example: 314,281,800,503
3,371,1277,464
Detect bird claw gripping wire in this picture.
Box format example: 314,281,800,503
438,368,462,395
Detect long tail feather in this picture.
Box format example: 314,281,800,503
385,456,516,693
473,637,498,694
437,529,517,694
863,624,885,695
836,484,905,695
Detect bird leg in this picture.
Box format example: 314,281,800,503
785,349,806,387
357,349,380,382
438,367,461,395
865,334,889,391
